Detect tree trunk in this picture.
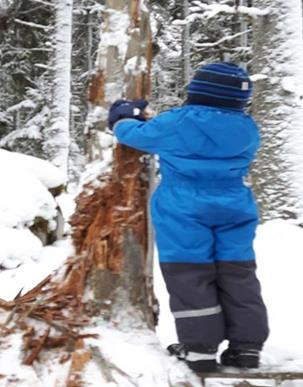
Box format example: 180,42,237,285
182,0,191,90
251,0,303,222
44,0,73,179
71,0,156,328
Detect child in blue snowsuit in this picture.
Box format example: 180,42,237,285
109,63,269,372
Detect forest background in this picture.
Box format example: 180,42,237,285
1,0,303,386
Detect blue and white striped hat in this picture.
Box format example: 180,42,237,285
187,62,252,111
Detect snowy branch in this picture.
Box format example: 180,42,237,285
14,18,51,30
194,29,252,50
188,2,269,20
29,0,54,7
34,63,55,70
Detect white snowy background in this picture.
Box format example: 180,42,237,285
0,151,303,386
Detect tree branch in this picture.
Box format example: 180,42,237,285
190,1,269,19
14,17,51,30
195,29,252,50
29,0,54,7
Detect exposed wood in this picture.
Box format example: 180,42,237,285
71,0,156,327
23,328,50,365
66,339,92,387
87,70,105,105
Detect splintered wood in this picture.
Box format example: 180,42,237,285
0,1,154,386
0,256,97,365
70,147,149,273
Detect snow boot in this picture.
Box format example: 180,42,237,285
167,343,217,372
220,348,260,368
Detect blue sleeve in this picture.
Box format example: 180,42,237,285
113,110,177,154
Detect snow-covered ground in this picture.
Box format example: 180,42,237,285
1,150,303,385
1,218,303,386
155,219,303,372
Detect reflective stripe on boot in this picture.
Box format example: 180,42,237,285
167,343,218,372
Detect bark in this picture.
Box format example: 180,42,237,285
182,0,191,90
44,0,73,179
71,0,156,328
251,0,303,222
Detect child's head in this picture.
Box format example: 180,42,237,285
187,62,252,111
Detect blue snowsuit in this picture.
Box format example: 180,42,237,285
114,104,269,351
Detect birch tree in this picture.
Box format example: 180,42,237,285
43,0,73,179
72,0,156,329
251,0,303,222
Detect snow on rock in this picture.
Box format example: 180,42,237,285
0,150,69,296
0,227,42,269
0,149,65,228
0,163,58,228
0,238,74,301
0,149,66,189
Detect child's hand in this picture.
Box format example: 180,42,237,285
108,99,148,130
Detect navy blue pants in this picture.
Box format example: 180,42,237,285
151,182,269,350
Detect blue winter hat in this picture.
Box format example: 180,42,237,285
187,62,252,111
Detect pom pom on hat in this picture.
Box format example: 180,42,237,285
187,62,252,111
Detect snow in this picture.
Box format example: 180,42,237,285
1,218,303,385
281,76,299,94
43,0,73,178
0,227,42,269
155,219,303,374
82,324,201,387
0,150,64,229
250,73,269,82
0,149,65,188
254,0,303,220
97,9,130,70
0,239,73,301
173,2,269,25
76,152,113,193
256,221,303,368
1,152,303,385
1,150,303,384
0,150,69,295
190,2,269,18
0,333,40,386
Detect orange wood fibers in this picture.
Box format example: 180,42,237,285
70,145,149,273
87,70,105,104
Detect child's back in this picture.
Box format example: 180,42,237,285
150,104,259,182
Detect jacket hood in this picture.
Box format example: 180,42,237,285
177,106,260,158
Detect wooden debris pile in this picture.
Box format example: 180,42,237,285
0,253,96,368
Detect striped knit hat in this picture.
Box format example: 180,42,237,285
187,62,252,111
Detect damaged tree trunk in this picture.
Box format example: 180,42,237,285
71,0,156,328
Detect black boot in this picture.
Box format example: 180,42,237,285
167,343,218,372
220,348,260,368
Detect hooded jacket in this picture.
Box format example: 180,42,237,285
114,104,260,184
